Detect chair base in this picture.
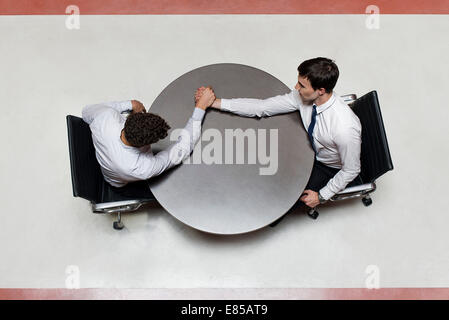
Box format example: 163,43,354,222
113,220,125,230
92,200,154,230
362,195,373,206
306,192,374,220
113,212,125,230
307,207,319,219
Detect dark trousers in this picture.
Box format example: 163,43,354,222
270,159,361,226
306,159,362,194
109,180,154,200
287,160,340,213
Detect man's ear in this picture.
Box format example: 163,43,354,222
318,88,326,96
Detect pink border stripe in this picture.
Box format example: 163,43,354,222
0,0,449,15
1,288,449,300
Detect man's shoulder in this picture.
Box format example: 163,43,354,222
90,110,126,157
94,106,123,120
90,108,125,131
328,99,361,137
333,97,360,122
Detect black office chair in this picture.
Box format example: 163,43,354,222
307,90,394,219
66,115,156,230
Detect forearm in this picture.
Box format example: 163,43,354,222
172,107,205,157
220,98,267,118
319,167,360,200
148,107,205,177
218,91,299,118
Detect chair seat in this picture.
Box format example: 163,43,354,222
99,179,156,203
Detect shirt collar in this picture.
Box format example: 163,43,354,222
315,92,336,114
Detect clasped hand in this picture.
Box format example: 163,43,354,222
300,190,320,208
194,86,216,110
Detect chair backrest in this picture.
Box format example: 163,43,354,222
351,91,393,183
66,115,102,203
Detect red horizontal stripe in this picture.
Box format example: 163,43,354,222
0,0,448,15
1,288,449,300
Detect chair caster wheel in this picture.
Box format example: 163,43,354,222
113,221,124,230
362,196,372,207
307,209,319,220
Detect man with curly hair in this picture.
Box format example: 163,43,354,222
82,88,215,191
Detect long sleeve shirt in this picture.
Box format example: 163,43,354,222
82,100,205,187
221,90,362,200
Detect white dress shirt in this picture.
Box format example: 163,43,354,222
221,90,361,200
82,100,205,187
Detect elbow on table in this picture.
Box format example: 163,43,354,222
253,107,270,118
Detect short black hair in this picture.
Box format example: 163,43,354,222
124,112,170,148
297,57,339,93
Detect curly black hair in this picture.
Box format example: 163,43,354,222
124,112,171,148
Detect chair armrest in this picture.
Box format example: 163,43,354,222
92,200,145,214
337,182,376,195
330,182,376,201
340,94,357,104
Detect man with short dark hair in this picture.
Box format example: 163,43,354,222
82,88,215,189
197,57,361,210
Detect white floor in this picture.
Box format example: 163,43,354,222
0,14,448,289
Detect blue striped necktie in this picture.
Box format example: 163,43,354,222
307,105,317,153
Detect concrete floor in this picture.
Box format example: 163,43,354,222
0,14,448,290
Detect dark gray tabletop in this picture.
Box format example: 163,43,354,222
148,63,314,234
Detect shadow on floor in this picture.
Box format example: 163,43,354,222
105,195,370,244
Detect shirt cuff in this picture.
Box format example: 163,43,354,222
192,107,206,121
122,100,133,112
319,186,335,201
221,99,231,111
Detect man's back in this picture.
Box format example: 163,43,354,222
82,99,208,188
86,104,152,187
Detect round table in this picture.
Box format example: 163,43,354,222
148,63,314,234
